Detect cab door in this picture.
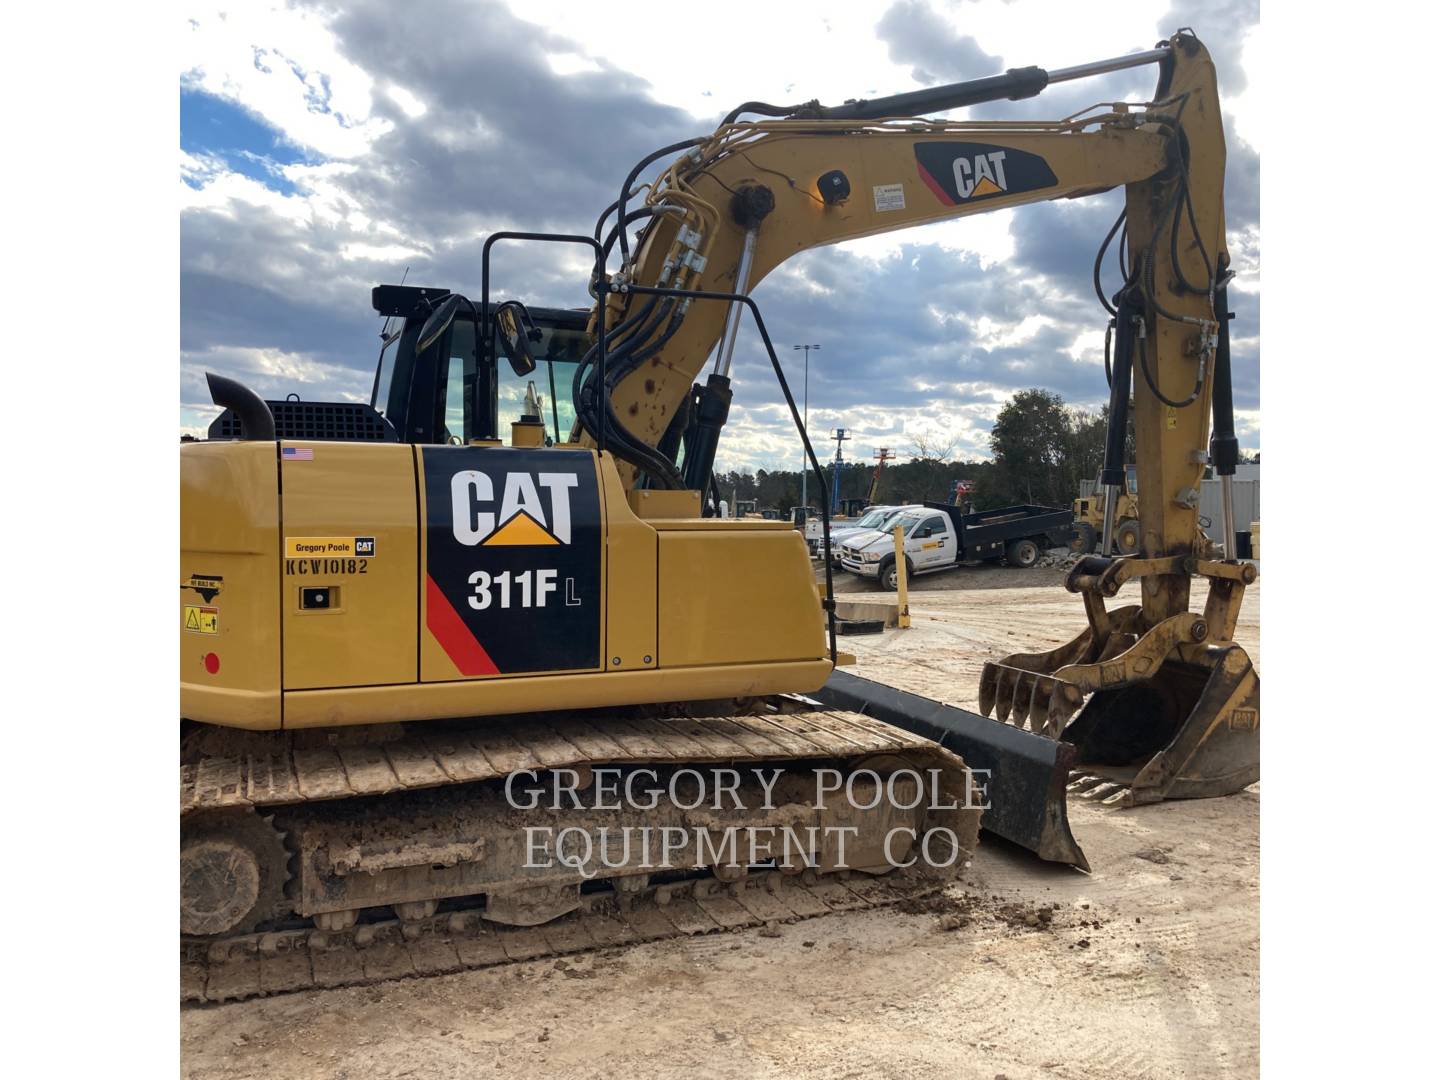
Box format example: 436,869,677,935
911,514,952,570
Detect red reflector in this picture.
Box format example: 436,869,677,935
203,652,220,675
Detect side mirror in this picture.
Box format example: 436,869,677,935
417,294,464,353
495,301,540,377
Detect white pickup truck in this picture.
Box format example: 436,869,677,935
839,502,1074,589
806,505,918,562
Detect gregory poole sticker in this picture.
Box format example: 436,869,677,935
285,536,377,558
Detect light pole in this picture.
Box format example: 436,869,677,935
793,344,820,509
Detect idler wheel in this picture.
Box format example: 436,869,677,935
180,811,288,936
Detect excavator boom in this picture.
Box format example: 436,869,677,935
556,28,1256,809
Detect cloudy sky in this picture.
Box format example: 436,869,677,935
180,0,1259,470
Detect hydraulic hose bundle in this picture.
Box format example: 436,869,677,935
1088,95,1236,555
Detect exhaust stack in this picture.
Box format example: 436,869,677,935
205,371,276,441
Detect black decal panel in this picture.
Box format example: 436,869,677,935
914,141,1058,206
421,447,602,676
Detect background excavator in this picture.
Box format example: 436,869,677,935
181,29,1258,1002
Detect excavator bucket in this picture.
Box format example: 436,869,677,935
814,669,1090,870
1060,647,1259,803
977,555,1260,807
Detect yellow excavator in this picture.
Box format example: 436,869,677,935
181,29,1258,1002
1071,463,1219,558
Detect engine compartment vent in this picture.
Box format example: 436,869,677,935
208,400,397,442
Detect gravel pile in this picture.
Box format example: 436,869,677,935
1034,548,1082,570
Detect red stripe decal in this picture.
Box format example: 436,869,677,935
425,575,500,676
916,161,955,206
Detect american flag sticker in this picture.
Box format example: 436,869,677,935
282,447,314,460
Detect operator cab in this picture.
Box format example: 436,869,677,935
370,284,591,446
207,283,592,446
1086,464,1139,497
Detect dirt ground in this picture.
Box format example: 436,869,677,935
181,563,1260,1080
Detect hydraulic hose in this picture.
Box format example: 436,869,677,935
1099,291,1140,554
573,293,688,487
1093,207,1128,317
1209,284,1239,556
614,137,707,263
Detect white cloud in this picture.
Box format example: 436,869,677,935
181,0,1260,466
180,161,306,224
341,241,428,263
546,52,603,78
384,83,427,119
1228,223,1261,293
182,2,392,159
971,312,1052,350
837,209,1016,268
182,344,371,419
500,1,922,122
1223,24,1260,151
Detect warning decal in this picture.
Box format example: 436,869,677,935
183,605,219,635
422,447,602,677
873,183,906,212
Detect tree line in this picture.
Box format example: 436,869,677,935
721,387,1257,514
719,389,1123,513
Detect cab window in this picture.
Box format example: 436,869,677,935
496,318,589,444
440,318,477,444
373,320,419,428
372,324,402,418
891,512,923,535
429,314,590,446
915,515,947,538
1125,464,1138,496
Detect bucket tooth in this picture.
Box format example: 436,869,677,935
1100,786,1134,807
1083,782,1123,801
1024,676,1051,732
981,619,1101,728
993,666,1020,725
1005,669,1030,726
1014,673,1040,729
1068,775,1106,794
1024,673,1050,727
978,662,1000,718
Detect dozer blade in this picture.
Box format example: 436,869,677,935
812,669,1089,871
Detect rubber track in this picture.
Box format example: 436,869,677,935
183,864,957,1004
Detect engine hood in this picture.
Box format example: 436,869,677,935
841,529,894,551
